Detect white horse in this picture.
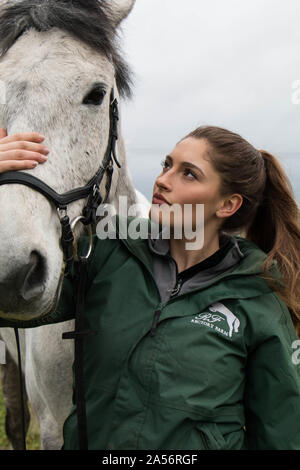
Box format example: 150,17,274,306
0,0,149,449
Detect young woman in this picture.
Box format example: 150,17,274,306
0,125,300,450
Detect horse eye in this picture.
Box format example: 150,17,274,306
83,87,107,106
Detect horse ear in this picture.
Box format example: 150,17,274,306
106,0,136,27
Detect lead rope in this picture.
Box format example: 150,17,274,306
62,256,97,450
13,327,27,451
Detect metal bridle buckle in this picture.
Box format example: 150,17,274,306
57,206,68,222
70,216,93,261
92,184,100,197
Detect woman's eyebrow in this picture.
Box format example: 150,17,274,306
166,155,206,177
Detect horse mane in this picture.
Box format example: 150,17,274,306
0,0,133,98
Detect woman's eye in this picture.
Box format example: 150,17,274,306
160,160,170,171
184,169,197,180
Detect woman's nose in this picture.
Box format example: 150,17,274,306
155,172,172,191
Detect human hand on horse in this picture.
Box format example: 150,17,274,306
0,128,49,173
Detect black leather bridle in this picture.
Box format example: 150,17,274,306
0,88,121,451
0,88,120,272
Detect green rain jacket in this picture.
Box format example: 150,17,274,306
1,215,300,450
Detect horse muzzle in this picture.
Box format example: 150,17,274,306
0,250,47,314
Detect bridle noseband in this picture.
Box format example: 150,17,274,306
0,88,120,272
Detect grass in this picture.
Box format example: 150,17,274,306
0,380,40,450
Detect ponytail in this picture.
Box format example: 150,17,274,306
247,150,300,332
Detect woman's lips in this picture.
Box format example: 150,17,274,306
152,194,170,205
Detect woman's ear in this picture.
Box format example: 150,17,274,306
216,194,243,219
107,0,136,27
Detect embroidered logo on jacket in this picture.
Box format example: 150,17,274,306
191,302,240,338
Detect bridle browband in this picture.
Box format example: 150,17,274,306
0,88,120,272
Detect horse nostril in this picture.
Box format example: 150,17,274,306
20,251,47,301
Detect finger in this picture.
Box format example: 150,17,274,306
0,150,48,162
0,160,39,174
0,132,45,144
0,141,49,155
0,128,7,140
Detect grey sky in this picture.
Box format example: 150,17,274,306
118,0,300,202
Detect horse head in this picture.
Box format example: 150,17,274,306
0,0,137,320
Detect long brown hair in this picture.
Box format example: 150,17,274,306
185,126,300,333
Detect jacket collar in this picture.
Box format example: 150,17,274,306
147,227,244,259
114,215,283,296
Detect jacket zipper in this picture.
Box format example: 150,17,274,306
150,309,162,337
170,278,183,297
150,256,184,337
150,277,183,338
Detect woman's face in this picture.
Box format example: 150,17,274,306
150,137,227,236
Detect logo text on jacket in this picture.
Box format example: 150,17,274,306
191,302,240,338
